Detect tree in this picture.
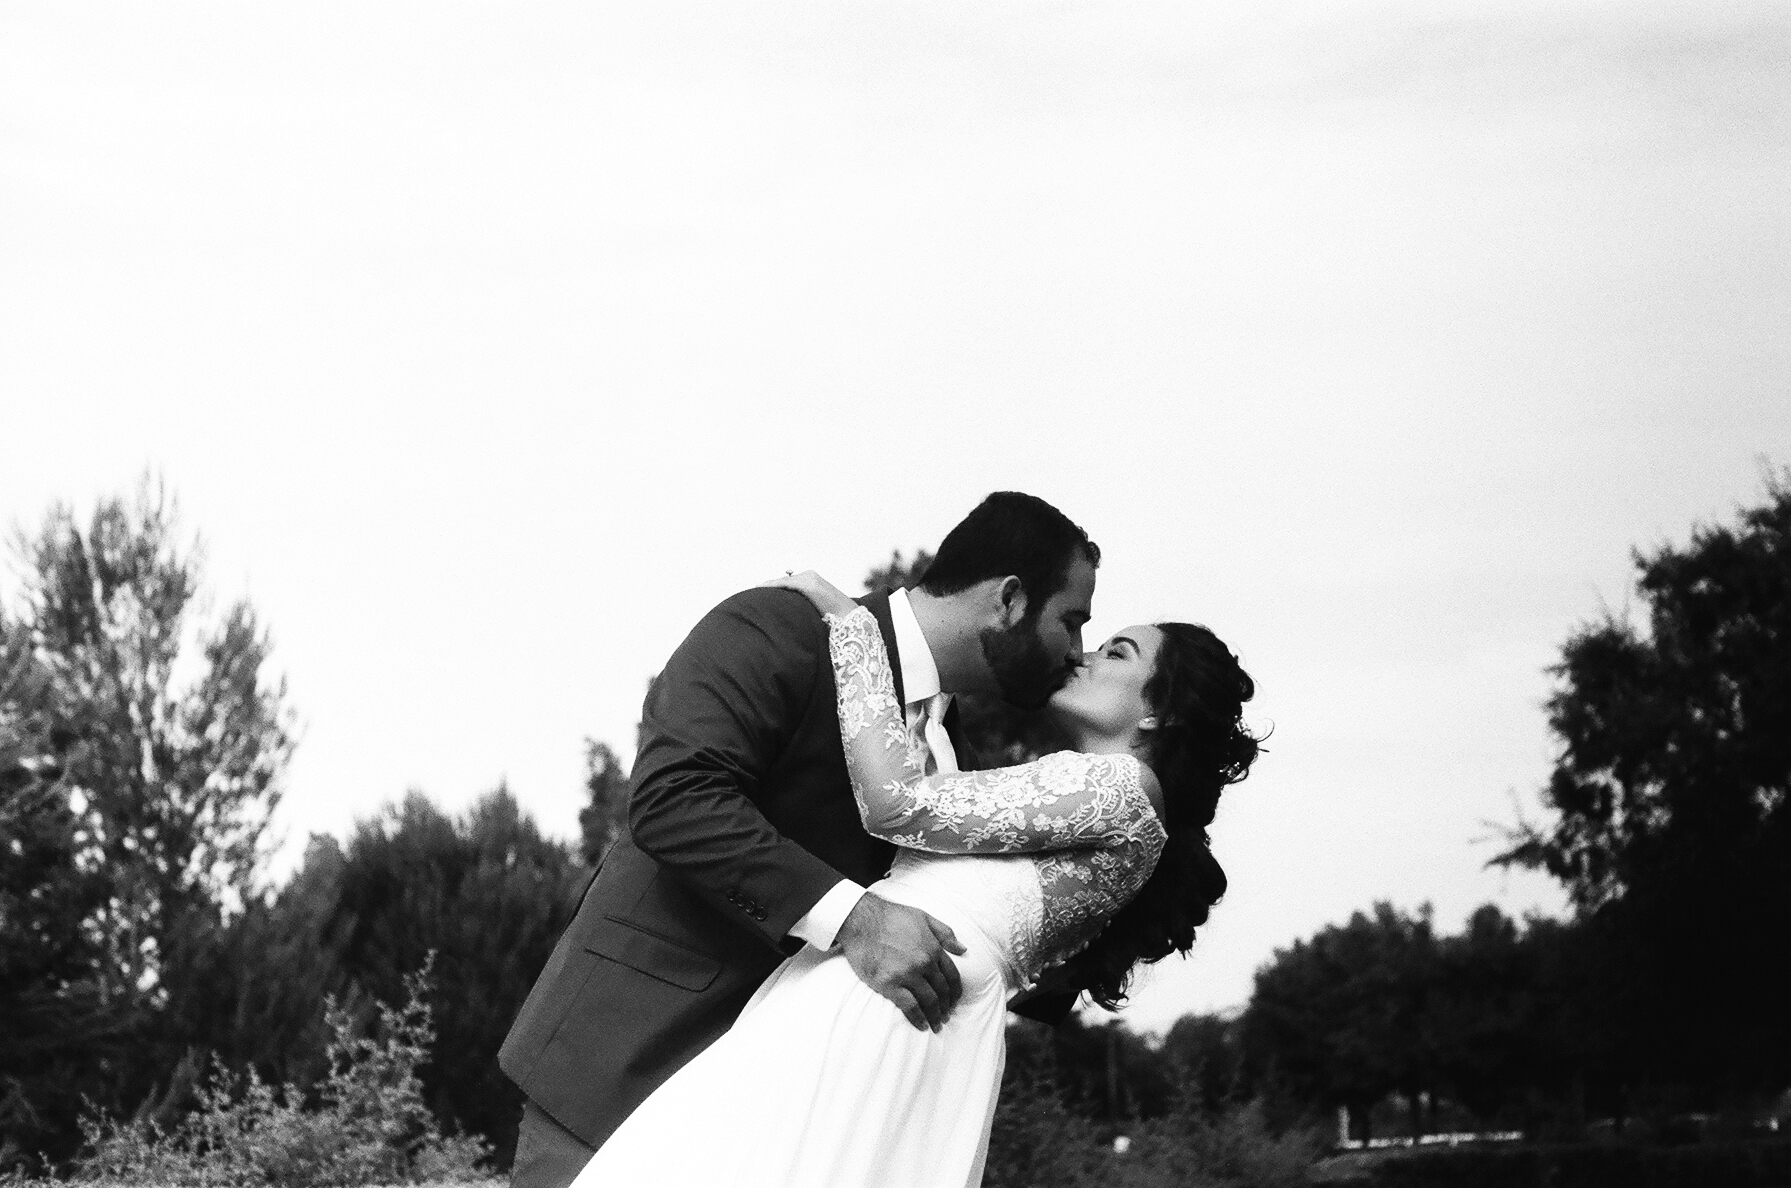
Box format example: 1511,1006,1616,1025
0,617,128,1170
1243,903,1440,1141
1035,1015,1179,1127
2,482,294,1167
1237,901,1635,1140
315,787,589,1167
156,834,357,1101
1160,1013,1248,1114
578,739,629,866
1497,472,1791,1097
861,549,934,596
9,481,294,1002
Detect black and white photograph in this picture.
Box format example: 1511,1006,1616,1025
2,2,1787,1186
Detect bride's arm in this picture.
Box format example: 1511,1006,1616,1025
822,605,1163,856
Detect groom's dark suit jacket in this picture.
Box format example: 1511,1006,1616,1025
498,587,1078,1151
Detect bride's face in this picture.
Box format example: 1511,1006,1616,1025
1048,625,1164,742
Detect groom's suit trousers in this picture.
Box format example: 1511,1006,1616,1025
510,1101,593,1188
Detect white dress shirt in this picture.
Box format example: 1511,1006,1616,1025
785,588,958,950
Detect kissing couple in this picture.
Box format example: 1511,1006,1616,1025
500,492,1261,1187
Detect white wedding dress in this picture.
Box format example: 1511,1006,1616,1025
570,609,1166,1188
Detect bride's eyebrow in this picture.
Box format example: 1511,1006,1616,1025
1111,636,1139,654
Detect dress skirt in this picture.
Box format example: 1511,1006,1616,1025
569,878,1014,1188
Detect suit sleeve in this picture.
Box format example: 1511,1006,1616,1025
626,588,848,950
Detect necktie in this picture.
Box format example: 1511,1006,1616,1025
911,692,959,777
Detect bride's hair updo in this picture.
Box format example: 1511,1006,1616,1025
1077,622,1262,1009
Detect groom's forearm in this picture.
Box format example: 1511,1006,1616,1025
629,745,846,946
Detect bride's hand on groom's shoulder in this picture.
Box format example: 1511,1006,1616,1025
760,570,856,616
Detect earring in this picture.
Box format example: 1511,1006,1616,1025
1138,716,1158,731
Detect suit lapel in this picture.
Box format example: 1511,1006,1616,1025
855,592,907,707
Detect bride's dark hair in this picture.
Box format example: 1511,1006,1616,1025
1076,622,1262,1010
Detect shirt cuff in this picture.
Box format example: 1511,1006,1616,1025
787,879,868,950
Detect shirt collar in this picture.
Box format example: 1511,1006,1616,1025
887,587,944,707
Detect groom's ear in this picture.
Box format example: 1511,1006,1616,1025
995,575,1028,626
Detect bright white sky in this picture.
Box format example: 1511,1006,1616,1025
3,0,1786,1033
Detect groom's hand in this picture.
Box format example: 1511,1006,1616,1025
835,893,967,1033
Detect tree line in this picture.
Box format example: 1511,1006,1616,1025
2,475,1786,1177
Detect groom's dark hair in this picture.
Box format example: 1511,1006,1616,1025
917,492,1099,614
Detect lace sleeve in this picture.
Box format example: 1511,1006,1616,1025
824,608,1165,857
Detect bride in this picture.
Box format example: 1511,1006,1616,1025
570,571,1261,1188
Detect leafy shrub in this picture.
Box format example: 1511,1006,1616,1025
984,1029,1324,1188
75,960,492,1187
984,1065,1106,1188
1112,1099,1324,1188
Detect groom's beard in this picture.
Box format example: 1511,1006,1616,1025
980,618,1073,711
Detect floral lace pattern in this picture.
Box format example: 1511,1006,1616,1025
826,608,1166,976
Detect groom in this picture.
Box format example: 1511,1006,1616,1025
500,492,1100,1188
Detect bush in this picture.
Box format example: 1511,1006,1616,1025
984,1022,1325,1188
74,960,493,1187
1114,1100,1324,1188
986,1093,1322,1188
984,1065,1107,1188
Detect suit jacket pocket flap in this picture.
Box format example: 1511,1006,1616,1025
586,916,722,993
